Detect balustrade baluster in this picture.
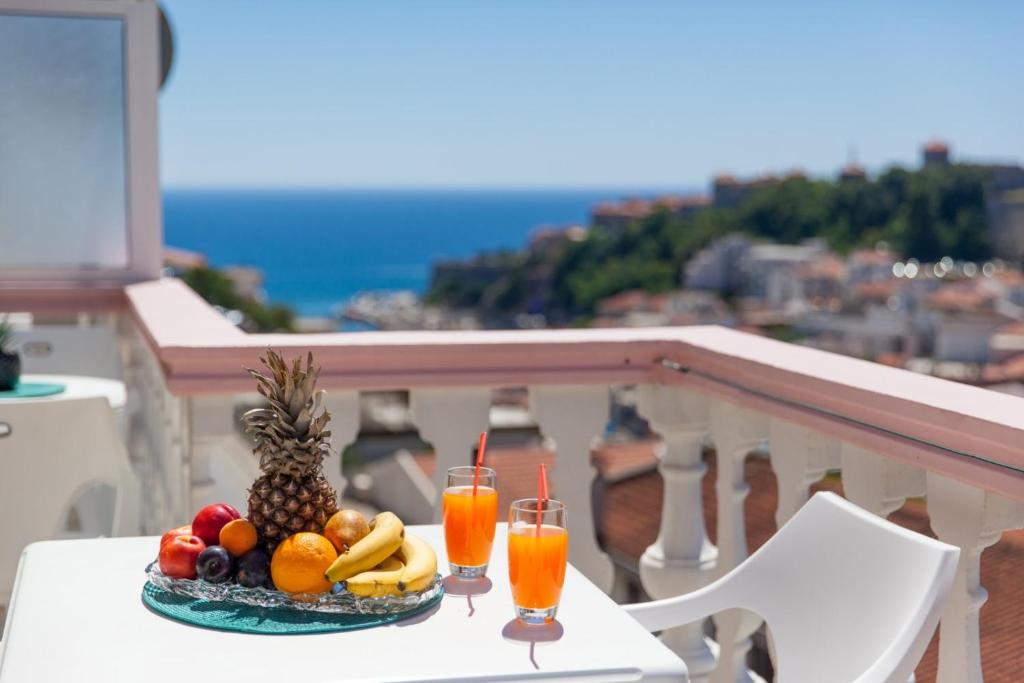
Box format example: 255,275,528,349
927,473,1024,683
767,419,840,527
840,443,925,517
529,385,614,593
321,390,361,500
636,385,718,682
186,396,237,511
408,388,492,522
708,399,769,683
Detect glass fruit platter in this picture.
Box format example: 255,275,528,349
145,561,444,615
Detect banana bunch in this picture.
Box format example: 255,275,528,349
324,511,438,597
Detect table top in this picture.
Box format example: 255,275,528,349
0,524,687,682
0,374,125,409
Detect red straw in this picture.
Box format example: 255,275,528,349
472,431,488,496
535,463,549,537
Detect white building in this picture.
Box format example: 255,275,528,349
683,234,751,292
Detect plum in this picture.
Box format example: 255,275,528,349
196,545,234,583
236,549,271,589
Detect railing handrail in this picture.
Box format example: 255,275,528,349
0,277,973,501
0,283,127,314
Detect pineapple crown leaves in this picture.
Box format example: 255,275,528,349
242,349,333,477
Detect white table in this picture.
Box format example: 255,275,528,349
0,524,688,682
0,374,127,435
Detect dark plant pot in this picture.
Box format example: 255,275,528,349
0,351,20,391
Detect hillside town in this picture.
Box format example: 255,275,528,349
340,142,1024,398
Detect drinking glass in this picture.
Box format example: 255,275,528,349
442,465,498,578
507,498,568,624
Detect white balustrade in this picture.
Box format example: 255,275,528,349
636,384,718,682
409,387,492,521
120,321,186,532
109,301,1023,682
708,399,769,683
529,385,614,593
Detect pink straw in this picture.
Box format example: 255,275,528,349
535,463,549,537
472,431,488,496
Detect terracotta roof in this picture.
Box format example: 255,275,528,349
926,285,994,312
875,352,908,368
995,321,1024,336
163,246,207,270
594,195,709,219
993,269,1024,287
713,174,738,185
854,279,904,301
797,256,846,280
849,248,897,266
597,289,652,316
654,195,711,211
840,163,867,179
982,353,1024,384
924,140,949,154
411,446,555,515
592,198,653,219
592,440,659,480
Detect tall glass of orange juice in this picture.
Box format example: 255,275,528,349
443,465,498,578
508,498,568,624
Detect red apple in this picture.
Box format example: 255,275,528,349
159,535,206,579
160,524,192,550
191,503,241,546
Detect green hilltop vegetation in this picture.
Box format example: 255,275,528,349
427,163,992,320
182,266,295,333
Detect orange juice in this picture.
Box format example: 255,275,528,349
442,485,498,568
508,524,568,609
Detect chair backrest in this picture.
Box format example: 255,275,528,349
10,326,123,380
722,492,958,682
0,397,138,601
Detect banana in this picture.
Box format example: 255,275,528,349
342,556,405,597
324,511,405,583
396,533,438,593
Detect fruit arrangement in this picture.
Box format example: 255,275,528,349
152,350,438,606
157,504,436,599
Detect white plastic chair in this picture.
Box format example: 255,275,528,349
624,492,959,683
0,397,140,607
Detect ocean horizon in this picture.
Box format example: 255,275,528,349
163,187,691,317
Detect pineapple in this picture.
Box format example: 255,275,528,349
243,349,339,552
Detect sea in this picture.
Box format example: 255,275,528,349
163,189,673,317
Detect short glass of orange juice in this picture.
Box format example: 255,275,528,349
508,498,568,624
442,465,498,578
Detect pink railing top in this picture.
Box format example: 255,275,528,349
120,279,1024,501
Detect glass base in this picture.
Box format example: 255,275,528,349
515,605,558,624
449,562,488,579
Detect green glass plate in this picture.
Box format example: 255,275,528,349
141,581,444,635
0,382,66,398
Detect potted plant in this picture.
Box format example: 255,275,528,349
0,316,20,391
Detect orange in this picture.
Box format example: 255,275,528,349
271,532,338,594
219,519,258,557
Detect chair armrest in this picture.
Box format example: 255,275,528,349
623,581,732,633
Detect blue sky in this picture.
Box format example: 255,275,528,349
158,1,1024,189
